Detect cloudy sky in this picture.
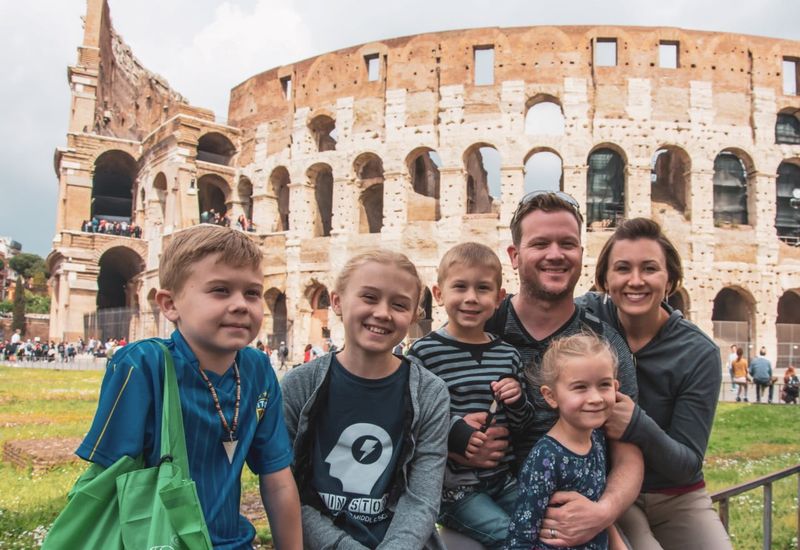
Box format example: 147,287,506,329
1,0,798,257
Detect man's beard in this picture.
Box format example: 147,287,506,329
520,278,573,302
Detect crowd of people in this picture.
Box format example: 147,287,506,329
80,217,142,237
0,331,130,362
44,193,796,550
199,209,256,233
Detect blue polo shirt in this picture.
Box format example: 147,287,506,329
77,330,293,549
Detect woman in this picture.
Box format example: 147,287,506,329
730,347,749,402
578,218,731,550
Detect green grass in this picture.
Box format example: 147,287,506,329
0,367,798,549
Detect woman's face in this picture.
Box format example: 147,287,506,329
605,238,671,319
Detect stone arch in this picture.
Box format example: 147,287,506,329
776,159,800,244
587,145,627,230
712,286,755,358
464,143,500,214
668,287,690,319
264,287,288,348
238,176,254,222
308,114,337,152
651,145,691,218
359,184,384,234
94,246,144,341
775,108,800,145
152,172,167,223
92,150,137,222
523,147,563,193
409,287,433,340
308,163,333,237
197,132,236,166
524,95,565,136
713,149,754,226
306,283,331,344
269,166,291,232
145,287,160,336
197,174,230,221
354,152,384,183
777,289,800,368
406,147,442,222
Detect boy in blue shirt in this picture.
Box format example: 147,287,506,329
77,225,302,549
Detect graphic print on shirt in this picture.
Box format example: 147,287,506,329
256,390,269,422
319,423,393,518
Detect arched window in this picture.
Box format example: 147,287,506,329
308,164,333,237
464,145,500,214
776,161,800,244
197,133,236,165
777,291,800,369
524,150,562,193
197,174,229,221
651,147,690,216
712,287,754,359
407,149,442,221
92,150,137,223
713,152,748,225
238,177,253,222
524,101,565,135
270,167,291,232
776,112,800,144
587,148,625,230
309,115,337,152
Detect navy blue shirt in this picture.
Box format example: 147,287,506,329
311,354,408,548
505,430,608,550
78,331,293,550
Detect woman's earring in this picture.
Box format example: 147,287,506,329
603,293,608,305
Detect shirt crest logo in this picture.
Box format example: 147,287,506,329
256,391,269,421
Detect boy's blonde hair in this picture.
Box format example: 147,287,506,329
532,332,618,389
333,249,424,320
437,242,502,288
159,225,263,293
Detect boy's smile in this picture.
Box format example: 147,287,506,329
159,253,264,372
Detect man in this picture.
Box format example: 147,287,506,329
278,341,289,370
749,347,775,403
464,191,643,547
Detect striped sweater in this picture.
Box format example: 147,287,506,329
408,328,535,487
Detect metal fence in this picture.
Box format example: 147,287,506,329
711,463,800,550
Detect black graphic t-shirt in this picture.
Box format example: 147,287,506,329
311,354,408,548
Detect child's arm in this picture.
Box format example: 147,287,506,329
377,381,450,549
259,468,302,550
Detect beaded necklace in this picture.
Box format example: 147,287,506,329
197,361,240,463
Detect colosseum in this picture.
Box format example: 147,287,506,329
48,0,800,366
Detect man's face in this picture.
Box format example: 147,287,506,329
508,209,583,302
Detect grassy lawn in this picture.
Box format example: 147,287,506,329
0,366,798,549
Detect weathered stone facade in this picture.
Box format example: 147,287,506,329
49,0,800,365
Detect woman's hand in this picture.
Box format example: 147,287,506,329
604,392,635,440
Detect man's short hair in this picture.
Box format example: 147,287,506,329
510,192,584,247
437,242,502,288
159,225,263,293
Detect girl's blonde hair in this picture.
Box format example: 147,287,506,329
531,331,618,389
333,249,424,320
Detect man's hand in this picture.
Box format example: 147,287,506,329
491,377,522,405
604,391,635,440
540,491,612,547
449,412,509,468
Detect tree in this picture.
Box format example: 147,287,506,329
11,276,25,335
9,253,47,281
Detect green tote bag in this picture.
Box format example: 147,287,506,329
42,342,213,549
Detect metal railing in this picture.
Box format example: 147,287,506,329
710,463,800,550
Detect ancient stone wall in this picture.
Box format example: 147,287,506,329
50,0,800,367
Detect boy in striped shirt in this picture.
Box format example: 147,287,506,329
408,242,534,549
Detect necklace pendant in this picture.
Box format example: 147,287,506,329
222,437,238,464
